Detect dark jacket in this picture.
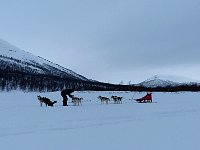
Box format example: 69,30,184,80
61,89,74,98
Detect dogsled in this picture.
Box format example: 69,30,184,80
135,92,152,103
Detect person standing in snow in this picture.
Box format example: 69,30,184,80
61,89,74,106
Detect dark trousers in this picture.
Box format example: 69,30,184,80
62,94,68,106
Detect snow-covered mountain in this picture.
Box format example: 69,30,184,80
137,75,200,88
0,38,88,81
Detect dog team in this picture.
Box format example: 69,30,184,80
37,88,124,107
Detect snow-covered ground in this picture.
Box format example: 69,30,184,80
0,91,200,150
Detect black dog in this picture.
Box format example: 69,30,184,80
37,95,57,107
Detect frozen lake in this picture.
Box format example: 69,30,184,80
0,91,200,150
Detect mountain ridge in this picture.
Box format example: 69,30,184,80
1,38,200,92
136,75,200,88
0,38,88,81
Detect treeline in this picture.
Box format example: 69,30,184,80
1,69,200,92
0,69,127,92
1,54,200,92
1,61,200,92
134,85,200,92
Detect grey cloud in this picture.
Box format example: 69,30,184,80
0,0,200,83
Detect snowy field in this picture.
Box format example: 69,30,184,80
0,91,200,150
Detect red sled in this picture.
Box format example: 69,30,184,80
135,93,152,103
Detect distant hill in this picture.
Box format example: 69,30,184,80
0,38,135,92
0,38,88,81
133,75,200,92
136,75,200,88
0,38,96,91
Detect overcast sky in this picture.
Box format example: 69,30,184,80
0,0,200,84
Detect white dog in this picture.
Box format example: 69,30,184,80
97,96,110,104
72,96,83,106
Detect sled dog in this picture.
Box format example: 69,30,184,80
97,96,110,104
111,96,123,104
72,96,83,106
37,95,57,107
